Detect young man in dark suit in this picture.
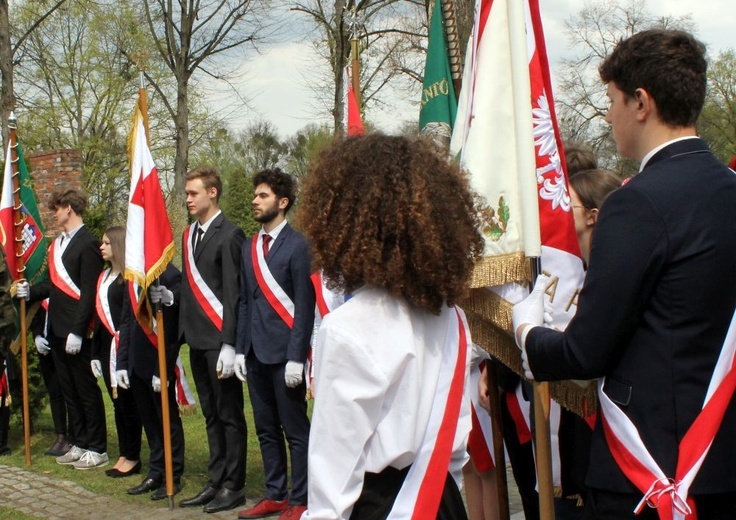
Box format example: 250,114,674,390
513,30,736,519
170,167,247,513
16,189,107,468
234,169,315,520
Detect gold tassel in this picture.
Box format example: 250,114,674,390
469,252,531,288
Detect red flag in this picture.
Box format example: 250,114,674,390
125,89,175,324
343,66,365,136
729,154,736,171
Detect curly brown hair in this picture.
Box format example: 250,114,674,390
296,134,484,315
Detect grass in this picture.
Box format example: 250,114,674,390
1,344,278,502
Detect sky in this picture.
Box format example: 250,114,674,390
212,0,736,139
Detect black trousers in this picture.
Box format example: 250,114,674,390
99,345,141,460
49,334,107,453
246,352,310,505
585,488,736,520
190,348,246,491
37,351,67,436
130,372,184,482
350,467,467,520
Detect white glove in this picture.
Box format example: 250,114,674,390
116,370,130,389
90,359,103,378
34,335,50,356
512,274,549,350
15,281,30,300
65,333,83,355
216,344,236,379
234,354,247,382
152,375,161,393
285,361,304,388
149,285,174,306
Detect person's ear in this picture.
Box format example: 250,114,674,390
278,197,289,210
587,208,599,227
634,88,653,122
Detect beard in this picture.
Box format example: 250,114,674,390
254,204,280,224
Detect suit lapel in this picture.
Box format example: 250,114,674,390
644,138,709,171
266,223,290,264
61,226,85,261
194,213,224,261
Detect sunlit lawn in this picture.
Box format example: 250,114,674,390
1,344,294,503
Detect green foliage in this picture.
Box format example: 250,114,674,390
283,124,335,179
698,50,736,165
7,340,47,431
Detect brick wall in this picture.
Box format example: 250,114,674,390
26,149,82,238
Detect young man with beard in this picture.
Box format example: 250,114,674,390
234,168,315,520
161,167,247,513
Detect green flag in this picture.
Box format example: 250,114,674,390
1,139,49,350
419,0,457,140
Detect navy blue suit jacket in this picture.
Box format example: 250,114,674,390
526,138,736,493
235,223,315,364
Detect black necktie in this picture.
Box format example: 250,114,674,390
193,226,204,253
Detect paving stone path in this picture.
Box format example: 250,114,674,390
1,463,525,519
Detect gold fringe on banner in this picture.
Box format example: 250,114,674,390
462,295,598,418
469,252,531,288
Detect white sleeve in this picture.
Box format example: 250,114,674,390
303,321,389,520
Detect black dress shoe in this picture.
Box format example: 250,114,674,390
127,477,161,495
179,484,219,507
203,488,246,514
151,481,182,501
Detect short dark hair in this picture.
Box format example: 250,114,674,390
563,141,597,175
48,189,87,216
569,169,622,211
253,168,296,214
186,166,223,201
599,29,707,127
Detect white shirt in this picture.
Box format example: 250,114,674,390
59,223,84,253
303,287,472,520
639,136,699,172
260,218,288,242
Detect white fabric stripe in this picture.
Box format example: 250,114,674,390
185,226,223,322
469,364,495,465
52,238,80,297
109,336,118,388
599,308,736,520
175,356,197,406
387,309,465,519
256,233,295,319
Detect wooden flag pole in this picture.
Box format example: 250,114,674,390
8,113,32,466
139,87,175,509
530,257,555,520
439,1,511,516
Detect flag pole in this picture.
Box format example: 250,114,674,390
438,0,510,516
7,113,32,465
138,88,175,509
349,8,361,109
530,258,555,520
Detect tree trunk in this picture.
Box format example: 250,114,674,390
0,0,14,148
173,76,190,206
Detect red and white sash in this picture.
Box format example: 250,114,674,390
468,361,495,472
96,270,120,387
506,382,533,445
600,307,736,520
49,239,80,300
387,307,470,519
127,281,197,408
183,225,223,331
251,233,294,328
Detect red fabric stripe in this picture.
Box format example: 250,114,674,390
183,226,223,331
251,236,294,329
48,241,80,300
468,404,495,472
127,283,159,348
310,272,330,318
95,272,116,337
506,390,532,445
411,311,468,519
